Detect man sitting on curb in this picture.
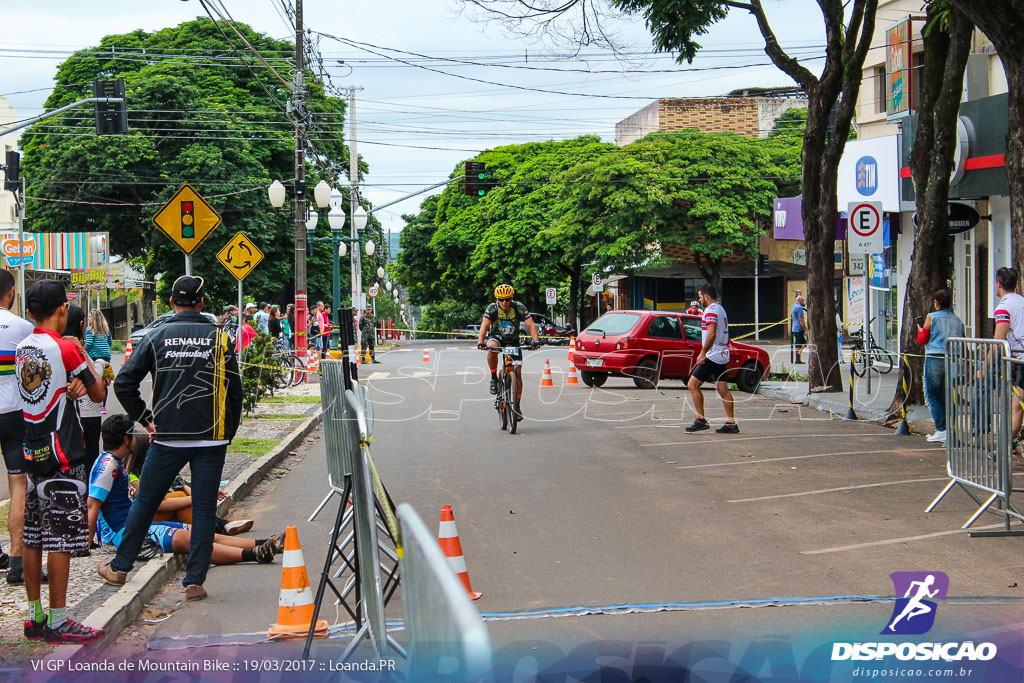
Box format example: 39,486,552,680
88,415,282,567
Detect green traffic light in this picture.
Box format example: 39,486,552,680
477,173,485,180
477,189,485,196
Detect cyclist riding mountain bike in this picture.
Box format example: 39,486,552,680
477,284,540,418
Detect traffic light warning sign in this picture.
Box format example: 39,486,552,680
152,183,222,254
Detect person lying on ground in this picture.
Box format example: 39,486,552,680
88,415,282,567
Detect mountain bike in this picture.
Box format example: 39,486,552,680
484,344,539,434
846,317,894,377
272,339,305,388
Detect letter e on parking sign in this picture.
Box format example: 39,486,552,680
847,201,883,254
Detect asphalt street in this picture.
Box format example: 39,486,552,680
109,340,1024,670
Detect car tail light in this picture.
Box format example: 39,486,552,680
616,336,634,350
577,341,584,350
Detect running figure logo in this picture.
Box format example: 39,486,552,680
882,571,949,635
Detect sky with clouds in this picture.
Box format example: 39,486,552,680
2,0,838,238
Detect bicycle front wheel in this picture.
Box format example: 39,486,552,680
497,380,508,431
851,348,867,378
505,373,518,434
871,346,894,374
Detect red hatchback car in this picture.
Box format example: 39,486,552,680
573,310,770,392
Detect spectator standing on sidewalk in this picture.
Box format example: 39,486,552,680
360,307,378,363
99,275,242,602
63,306,109,481
916,289,964,445
993,267,1024,439
791,295,806,364
685,283,738,434
16,279,106,644
253,302,270,334
0,269,34,585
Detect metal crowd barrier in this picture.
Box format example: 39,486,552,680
397,503,493,680
927,338,1024,535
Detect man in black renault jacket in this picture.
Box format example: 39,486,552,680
98,275,242,602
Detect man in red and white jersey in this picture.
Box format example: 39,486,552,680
685,283,738,434
15,279,106,644
994,267,1024,437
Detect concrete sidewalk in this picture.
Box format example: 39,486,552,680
751,342,935,431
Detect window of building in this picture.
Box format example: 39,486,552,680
875,66,887,114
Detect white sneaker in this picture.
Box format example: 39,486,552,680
927,430,947,443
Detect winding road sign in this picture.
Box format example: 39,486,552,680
217,232,264,281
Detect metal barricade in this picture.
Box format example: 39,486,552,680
927,338,1024,535
321,359,360,491
397,503,492,680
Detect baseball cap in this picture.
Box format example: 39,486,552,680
170,275,205,306
245,302,256,310
25,279,67,318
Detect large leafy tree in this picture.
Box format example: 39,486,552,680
19,18,351,311
461,0,879,391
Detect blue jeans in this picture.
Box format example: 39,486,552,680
924,356,946,432
111,442,226,587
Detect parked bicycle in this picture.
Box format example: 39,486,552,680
272,338,305,388
846,316,894,377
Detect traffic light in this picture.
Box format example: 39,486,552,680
181,200,195,239
92,79,128,135
464,161,492,197
3,151,19,192
756,254,768,273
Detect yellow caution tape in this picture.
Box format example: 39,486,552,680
362,445,403,559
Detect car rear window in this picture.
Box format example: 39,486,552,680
583,313,641,336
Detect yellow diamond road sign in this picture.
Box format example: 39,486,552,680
152,183,222,255
217,232,264,281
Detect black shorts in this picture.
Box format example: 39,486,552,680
24,462,89,553
1013,365,1024,392
793,330,807,345
692,359,730,384
0,410,25,475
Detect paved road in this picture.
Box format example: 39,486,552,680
106,340,1024,672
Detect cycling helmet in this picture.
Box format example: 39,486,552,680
494,284,515,299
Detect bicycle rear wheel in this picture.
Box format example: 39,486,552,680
851,347,867,378
290,356,304,386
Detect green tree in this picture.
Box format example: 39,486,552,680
461,0,880,391
18,18,351,311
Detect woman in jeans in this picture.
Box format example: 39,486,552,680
916,289,965,444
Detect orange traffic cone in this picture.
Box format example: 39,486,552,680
123,339,133,363
268,526,329,638
566,363,580,386
568,336,576,363
422,346,430,363
438,505,481,600
540,359,554,388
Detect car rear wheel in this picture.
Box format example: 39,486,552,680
580,371,607,388
632,358,659,389
735,360,764,393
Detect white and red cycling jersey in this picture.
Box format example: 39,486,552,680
994,292,1024,358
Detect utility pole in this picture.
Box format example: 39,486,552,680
293,0,309,365
349,85,360,315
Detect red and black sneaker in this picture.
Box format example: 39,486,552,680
42,618,105,645
23,618,45,641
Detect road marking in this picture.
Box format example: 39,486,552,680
645,433,896,447
728,477,949,503
366,372,391,380
411,371,432,378
674,447,935,470
800,523,1007,555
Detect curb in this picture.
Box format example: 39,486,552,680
47,408,323,665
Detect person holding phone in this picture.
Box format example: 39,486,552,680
916,289,964,444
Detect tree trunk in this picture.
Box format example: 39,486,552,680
569,260,581,331
953,1,1024,279
888,8,973,417
693,253,722,293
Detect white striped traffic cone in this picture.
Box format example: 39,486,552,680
438,504,481,600
422,345,430,363
123,339,133,363
268,526,328,637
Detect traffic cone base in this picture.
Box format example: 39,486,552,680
566,364,580,386
269,526,329,637
438,505,481,600
540,359,554,388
